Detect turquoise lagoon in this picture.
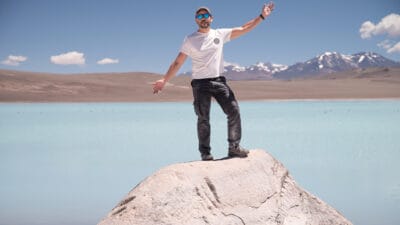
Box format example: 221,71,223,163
0,101,399,225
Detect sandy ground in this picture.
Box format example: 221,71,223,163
0,68,399,102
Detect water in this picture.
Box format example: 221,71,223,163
0,101,399,225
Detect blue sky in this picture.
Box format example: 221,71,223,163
0,0,399,74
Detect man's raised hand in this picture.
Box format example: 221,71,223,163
262,2,275,18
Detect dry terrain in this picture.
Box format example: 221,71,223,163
0,68,399,102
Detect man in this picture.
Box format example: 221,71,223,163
153,3,275,161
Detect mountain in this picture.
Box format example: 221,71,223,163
223,62,287,80
182,62,287,80
182,52,400,80
352,52,400,68
274,52,400,79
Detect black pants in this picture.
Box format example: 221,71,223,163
191,76,242,155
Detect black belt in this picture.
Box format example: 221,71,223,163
192,76,226,82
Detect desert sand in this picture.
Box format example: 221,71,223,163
0,68,399,102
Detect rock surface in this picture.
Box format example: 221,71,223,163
98,150,353,225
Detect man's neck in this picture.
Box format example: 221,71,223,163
197,27,211,33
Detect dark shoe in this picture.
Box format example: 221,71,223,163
201,153,214,161
228,146,249,158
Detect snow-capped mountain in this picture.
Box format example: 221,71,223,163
351,52,400,68
247,62,288,74
274,52,400,79
223,62,246,73
223,62,287,80
182,52,399,80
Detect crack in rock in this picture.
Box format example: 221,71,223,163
202,215,210,224
204,177,221,204
275,171,290,223
275,213,283,225
117,196,136,207
112,206,127,216
111,196,136,217
195,187,201,197
248,192,278,209
194,186,217,211
222,212,246,225
279,171,290,197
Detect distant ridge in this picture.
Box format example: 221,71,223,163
275,52,400,79
182,52,400,80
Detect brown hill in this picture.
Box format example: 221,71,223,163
0,70,191,102
0,68,399,102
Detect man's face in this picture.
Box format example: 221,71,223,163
195,10,213,29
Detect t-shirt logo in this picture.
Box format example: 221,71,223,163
213,38,220,45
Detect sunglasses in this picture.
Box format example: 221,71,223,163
195,13,211,20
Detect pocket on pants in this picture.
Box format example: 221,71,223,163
192,86,211,118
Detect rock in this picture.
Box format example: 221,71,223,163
98,150,353,225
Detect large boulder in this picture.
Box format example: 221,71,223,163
98,150,352,225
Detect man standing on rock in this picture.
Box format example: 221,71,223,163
153,3,275,161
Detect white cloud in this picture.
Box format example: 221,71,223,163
377,40,393,50
97,58,119,65
360,21,376,39
50,51,85,65
360,13,400,39
1,55,28,66
377,40,400,54
387,41,400,54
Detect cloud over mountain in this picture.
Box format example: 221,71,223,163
360,13,400,55
387,42,400,54
360,13,400,39
50,51,85,65
379,40,400,54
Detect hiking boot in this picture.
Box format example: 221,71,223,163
228,146,249,158
201,153,214,161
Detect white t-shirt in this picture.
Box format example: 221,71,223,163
180,28,232,79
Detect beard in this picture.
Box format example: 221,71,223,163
199,21,210,29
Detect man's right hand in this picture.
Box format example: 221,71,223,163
153,52,187,94
152,79,166,94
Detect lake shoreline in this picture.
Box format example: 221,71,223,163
1,97,400,104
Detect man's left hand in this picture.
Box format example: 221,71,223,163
262,2,275,19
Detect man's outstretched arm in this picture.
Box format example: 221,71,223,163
153,52,187,94
230,2,275,40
